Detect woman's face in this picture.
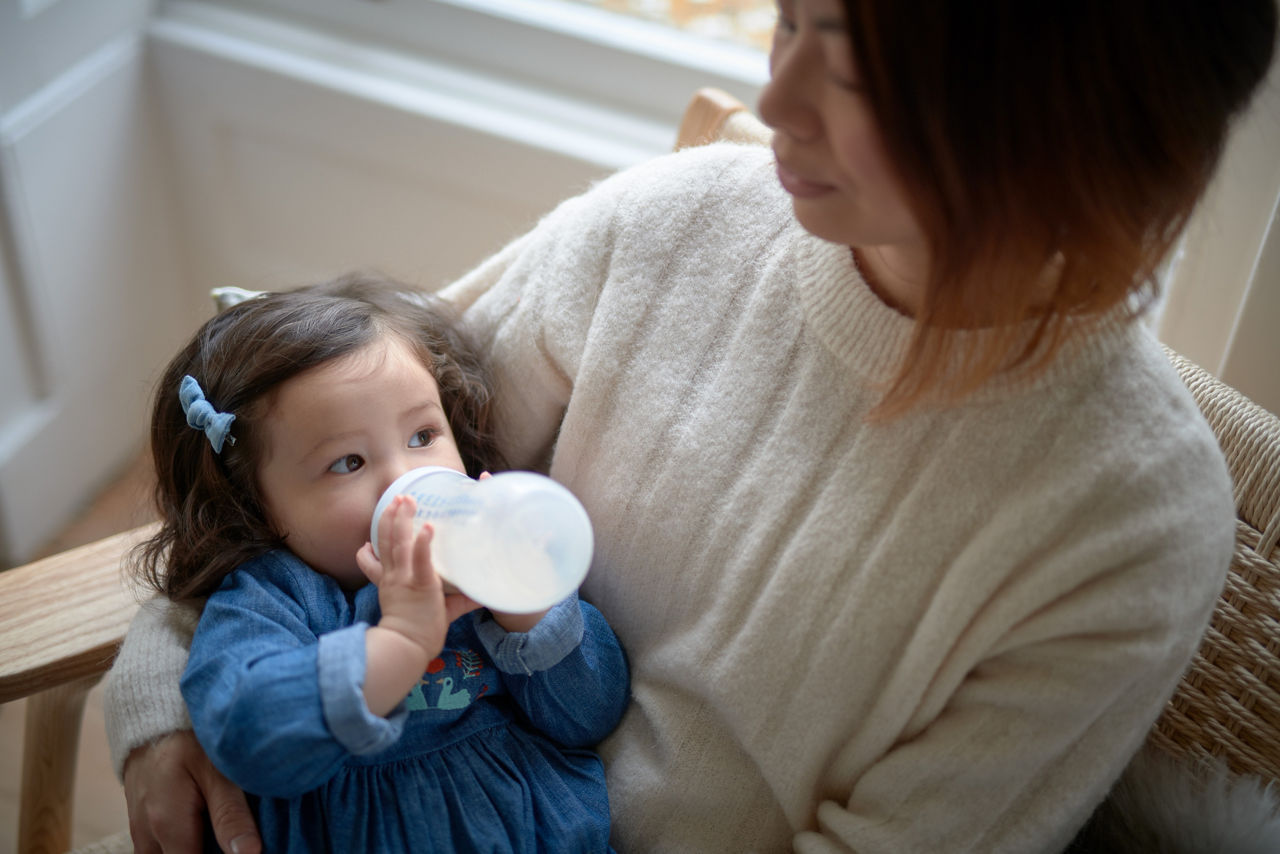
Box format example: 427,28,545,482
760,0,922,254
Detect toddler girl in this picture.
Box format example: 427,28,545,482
133,272,629,852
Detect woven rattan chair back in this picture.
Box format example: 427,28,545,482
1147,350,1280,782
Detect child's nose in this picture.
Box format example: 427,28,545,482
381,448,435,493
374,461,412,501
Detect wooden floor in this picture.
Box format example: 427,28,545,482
1,449,156,853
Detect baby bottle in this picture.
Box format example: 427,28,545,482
370,467,593,613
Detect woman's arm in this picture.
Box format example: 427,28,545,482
796,609,1212,853
794,453,1235,854
104,596,199,775
104,597,262,854
475,594,630,747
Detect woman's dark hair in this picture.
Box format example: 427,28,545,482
840,0,1277,414
134,272,507,602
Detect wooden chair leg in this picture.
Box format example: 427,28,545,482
19,674,101,854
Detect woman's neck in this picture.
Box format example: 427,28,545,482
852,244,1067,326
852,244,929,318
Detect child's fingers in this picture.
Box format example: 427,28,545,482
356,541,382,585
411,522,436,584
396,495,418,539
373,495,402,565
384,495,418,575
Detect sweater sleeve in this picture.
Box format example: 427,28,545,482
438,190,616,472
795,427,1236,854
438,145,733,473
103,595,200,779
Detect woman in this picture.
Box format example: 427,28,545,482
108,1,1277,851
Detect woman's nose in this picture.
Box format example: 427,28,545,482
759,34,821,143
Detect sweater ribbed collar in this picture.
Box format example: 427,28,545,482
790,228,1143,405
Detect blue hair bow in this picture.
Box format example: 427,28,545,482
179,375,236,453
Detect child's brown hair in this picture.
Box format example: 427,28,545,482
134,272,506,602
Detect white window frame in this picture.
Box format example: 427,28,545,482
171,0,769,131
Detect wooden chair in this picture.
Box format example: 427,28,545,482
1,524,153,854
1,88,1276,854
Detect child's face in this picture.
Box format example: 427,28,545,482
256,336,467,588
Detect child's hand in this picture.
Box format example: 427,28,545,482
356,495,480,716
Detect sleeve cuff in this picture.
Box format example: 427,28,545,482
317,623,407,755
474,594,585,676
104,596,199,780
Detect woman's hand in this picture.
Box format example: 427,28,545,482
123,731,261,854
356,495,480,715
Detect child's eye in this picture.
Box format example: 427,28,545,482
409,429,437,448
329,454,364,474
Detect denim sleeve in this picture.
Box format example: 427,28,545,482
181,568,405,799
316,625,408,755
474,594,630,748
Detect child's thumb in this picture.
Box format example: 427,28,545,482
355,542,382,584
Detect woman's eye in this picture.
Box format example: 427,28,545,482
409,429,437,448
773,0,795,34
830,74,864,93
328,454,364,474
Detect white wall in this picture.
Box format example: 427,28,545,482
1156,58,1280,414
146,3,639,297
0,0,188,565
0,0,758,565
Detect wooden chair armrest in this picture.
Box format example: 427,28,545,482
1,522,155,854
0,523,154,703
675,87,771,150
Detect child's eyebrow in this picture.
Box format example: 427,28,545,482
402,400,446,421
300,429,364,464
297,400,448,463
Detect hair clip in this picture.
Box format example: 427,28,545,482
179,375,236,453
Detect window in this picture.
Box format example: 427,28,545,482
566,0,776,51
182,0,769,128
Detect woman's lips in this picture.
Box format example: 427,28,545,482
775,161,834,198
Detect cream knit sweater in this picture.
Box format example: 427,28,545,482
106,143,1234,853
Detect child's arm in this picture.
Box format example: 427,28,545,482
476,595,630,748
181,560,380,797
356,495,481,717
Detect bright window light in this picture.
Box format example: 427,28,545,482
564,0,775,51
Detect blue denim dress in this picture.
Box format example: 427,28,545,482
181,550,629,853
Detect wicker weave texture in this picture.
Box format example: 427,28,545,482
1149,350,1280,782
